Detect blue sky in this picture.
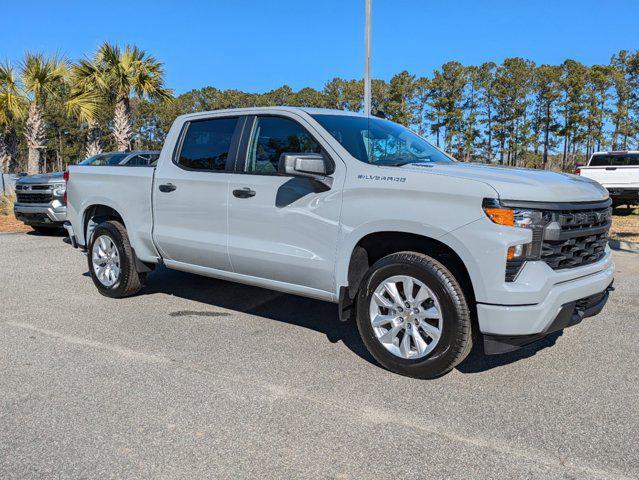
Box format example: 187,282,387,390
2,0,639,95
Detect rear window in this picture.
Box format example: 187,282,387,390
589,154,639,166
177,117,238,171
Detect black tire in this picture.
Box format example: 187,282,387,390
356,252,472,379
87,220,146,298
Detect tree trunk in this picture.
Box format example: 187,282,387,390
86,121,103,158
113,95,132,152
542,114,550,170
1,127,19,173
486,108,493,161
0,131,7,174
24,103,46,174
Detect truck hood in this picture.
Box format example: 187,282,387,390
404,163,609,202
17,172,64,184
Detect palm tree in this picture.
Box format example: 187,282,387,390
0,63,27,173
69,58,105,157
94,43,171,151
20,53,67,174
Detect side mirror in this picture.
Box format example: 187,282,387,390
278,153,333,190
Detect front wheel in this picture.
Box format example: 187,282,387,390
356,252,472,379
87,220,146,298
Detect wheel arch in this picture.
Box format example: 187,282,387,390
337,228,478,322
83,204,155,274
82,204,126,246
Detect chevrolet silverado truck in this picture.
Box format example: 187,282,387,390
63,107,615,378
14,172,67,232
577,151,639,207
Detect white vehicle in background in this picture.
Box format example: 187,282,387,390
578,151,639,207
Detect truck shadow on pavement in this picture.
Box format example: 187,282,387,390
139,266,561,375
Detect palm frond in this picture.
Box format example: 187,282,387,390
0,62,27,125
65,89,100,124
20,52,68,103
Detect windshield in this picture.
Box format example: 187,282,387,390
80,153,129,166
311,114,454,166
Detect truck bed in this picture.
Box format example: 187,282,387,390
66,165,159,262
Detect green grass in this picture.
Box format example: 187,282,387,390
0,194,15,216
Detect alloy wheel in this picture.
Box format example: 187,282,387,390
368,275,443,359
91,235,121,287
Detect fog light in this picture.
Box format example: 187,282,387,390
507,244,525,260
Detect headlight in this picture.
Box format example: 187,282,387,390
52,183,66,197
482,199,547,281
482,199,547,229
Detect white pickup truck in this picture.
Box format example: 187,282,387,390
578,151,639,207
64,107,615,378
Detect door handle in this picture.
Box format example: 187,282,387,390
233,187,256,198
605,167,617,171
159,183,177,192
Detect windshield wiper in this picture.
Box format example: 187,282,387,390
379,161,416,167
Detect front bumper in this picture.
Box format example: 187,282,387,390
14,202,66,226
476,254,615,336
483,283,614,354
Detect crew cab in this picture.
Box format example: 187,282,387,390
577,151,639,206
63,107,615,378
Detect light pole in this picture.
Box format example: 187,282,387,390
364,0,372,116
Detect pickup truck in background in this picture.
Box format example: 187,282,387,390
14,171,67,232
63,107,615,378
577,151,639,207
13,151,160,233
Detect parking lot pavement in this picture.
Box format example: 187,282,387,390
0,232,637,480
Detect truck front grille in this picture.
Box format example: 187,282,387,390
16,192,53,204
540,205,611,270
541,232,609,269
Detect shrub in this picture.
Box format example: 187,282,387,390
0,194,15,216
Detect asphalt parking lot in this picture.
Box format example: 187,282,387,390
1,232,638,480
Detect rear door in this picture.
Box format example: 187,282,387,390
153,116,244,270
226,114,343,294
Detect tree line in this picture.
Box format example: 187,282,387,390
3,44,639,174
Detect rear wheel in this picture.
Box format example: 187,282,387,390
356,252,472,379
87,220,145,298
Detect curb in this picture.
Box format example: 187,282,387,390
609,239,639,252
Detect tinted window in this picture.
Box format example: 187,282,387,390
311,114,454,165
246,117,322,174
589,154,639,166
178,117,238,171
80,153,129,166
125,155,147,167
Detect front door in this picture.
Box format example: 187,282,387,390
153,116,242,270
227,114,343,294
